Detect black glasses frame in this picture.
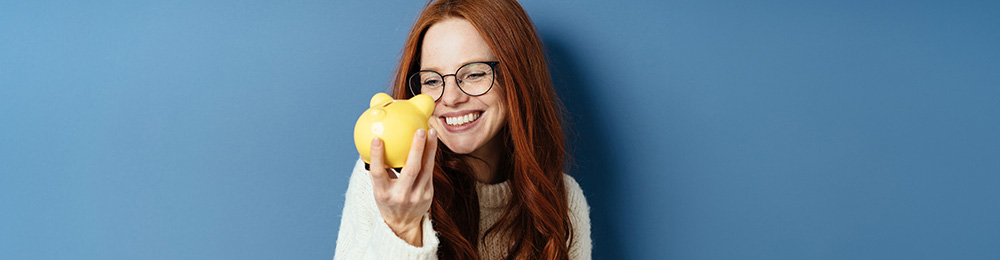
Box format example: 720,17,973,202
408,61,500,101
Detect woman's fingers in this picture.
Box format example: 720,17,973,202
367,130,435,237
414,129,437,193
369,137,390,189
397,129,426,188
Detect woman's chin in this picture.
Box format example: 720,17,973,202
446,145,477,155
441,139,480,155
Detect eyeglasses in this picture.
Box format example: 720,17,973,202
408,61,499,101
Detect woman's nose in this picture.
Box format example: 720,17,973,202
438,75,469,106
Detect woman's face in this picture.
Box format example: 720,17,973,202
420,18,506,155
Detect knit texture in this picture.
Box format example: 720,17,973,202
334,159,592,259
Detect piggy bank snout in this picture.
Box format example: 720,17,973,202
368,107,386,120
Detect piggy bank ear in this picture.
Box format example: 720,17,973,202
369,93,394,108
410,94,435,117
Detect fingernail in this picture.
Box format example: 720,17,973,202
416,128,425,137
372,137,382,147
428,128,436,137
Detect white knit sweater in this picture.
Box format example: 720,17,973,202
334,159,593,259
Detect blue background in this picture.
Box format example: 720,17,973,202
2,0,998,259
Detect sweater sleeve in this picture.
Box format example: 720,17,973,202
334,158,440,260
563,174,593,260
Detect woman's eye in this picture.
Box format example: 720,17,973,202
423,79,441,85
465,72,486,80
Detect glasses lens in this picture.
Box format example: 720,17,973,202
409,71,444,100
456,62,495,96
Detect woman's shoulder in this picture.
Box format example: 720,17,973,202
345,158,374,195
562,173,584,194
350,158,367,176
349,158,371,178
561,174,589,210
561,173,593,257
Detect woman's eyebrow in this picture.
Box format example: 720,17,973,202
420,57,494,71
418,63,439,71
459,57,494,65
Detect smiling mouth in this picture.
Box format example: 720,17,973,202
444,111,482,126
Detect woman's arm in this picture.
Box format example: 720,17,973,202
564,174,593,260
333,159,439,260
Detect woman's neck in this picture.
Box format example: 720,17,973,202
466,134,505,184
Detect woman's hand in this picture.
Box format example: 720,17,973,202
368,128,438,247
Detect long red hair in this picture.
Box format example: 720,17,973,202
390,0,571,259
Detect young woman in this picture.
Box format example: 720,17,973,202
335,0,592,259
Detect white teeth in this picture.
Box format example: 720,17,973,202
444,112,481,126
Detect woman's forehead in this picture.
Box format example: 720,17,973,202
420,18,496,72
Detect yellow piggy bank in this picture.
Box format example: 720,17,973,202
354,93,435,168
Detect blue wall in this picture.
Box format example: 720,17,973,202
2,0,998,259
